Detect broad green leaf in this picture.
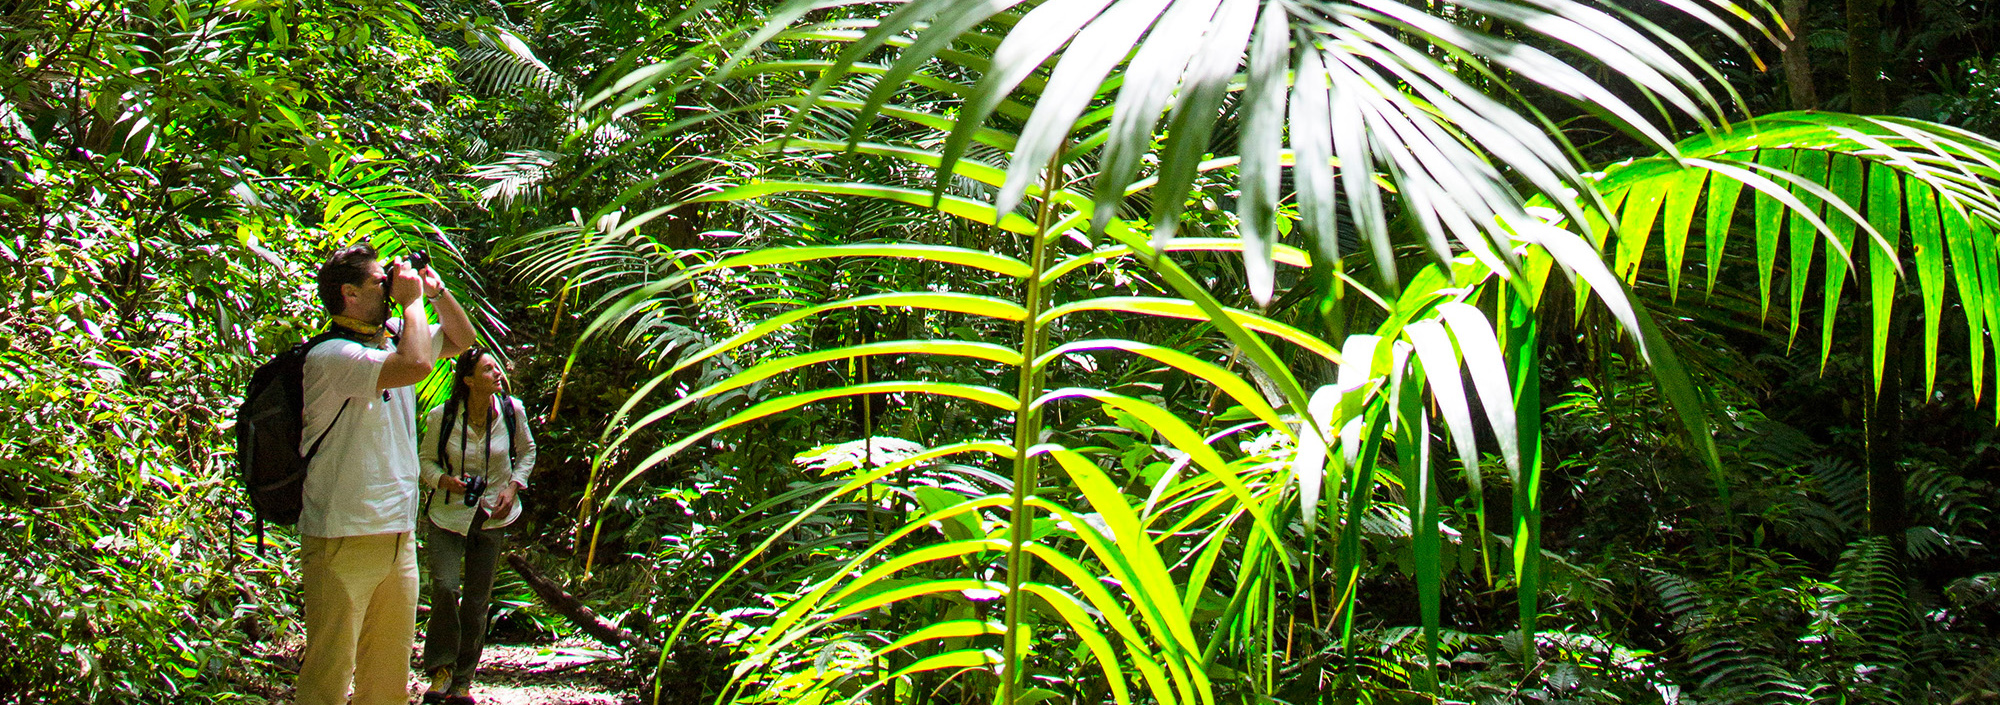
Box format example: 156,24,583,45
1943,202,1985,401
1235,1,1289,303
882,648,1002,680
1035,390,1284,558
873,619,1006,659
1041,297,1342,363
1016,582,1142,705
1822,155,1864,368
1615,175,1666,283
607,382,1017,507
1394,362,1442,688
1976,219,2000,409
1786,150,1830,343
1868,162,1904,393
1042,238,1313,285
1291,384,1342,531
822,540,1014,619
1021,536,1188,705
1660,168,1708,295
672,292,1028,378
1910,178,1946,393
1038,339,1290,437
1437,303,1518,477
1705,172,1747,294
1753,149,1794,318
624,340,1020,437
1041,449,1200,655
1147,0,1257,248
1402,319,1481,483
1028,471,1209,704
935,0,1123,210
1333,397,1390,647
1503,286,1546,664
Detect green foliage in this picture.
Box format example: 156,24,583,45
14,0,2000,702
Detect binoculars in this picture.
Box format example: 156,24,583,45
460,475,488,507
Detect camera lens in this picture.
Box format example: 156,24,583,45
462,476,487,507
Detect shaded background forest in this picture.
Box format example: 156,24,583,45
7,0,2000,703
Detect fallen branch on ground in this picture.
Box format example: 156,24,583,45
505,552,660,664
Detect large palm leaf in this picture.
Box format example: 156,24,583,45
728,0,1779,306
1527,112,2000,402
545,125,1647,701
517,1,1804,701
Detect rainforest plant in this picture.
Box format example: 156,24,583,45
516,0,2000,703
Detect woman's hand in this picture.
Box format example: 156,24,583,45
491,483,518,516
437,475,468,493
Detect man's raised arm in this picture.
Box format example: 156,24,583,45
378,264,435,389
422,267,476,359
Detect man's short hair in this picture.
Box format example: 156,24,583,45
317,244,380,315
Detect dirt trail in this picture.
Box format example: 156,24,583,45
408,640,638,705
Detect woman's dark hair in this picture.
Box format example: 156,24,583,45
316,244,379,315
441,347,493,424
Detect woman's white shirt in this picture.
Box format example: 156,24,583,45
418,395,536,534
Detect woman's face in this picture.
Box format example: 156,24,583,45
462,355,504,394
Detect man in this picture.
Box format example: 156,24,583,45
295,244,474,705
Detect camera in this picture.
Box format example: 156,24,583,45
382,249,432,299
460,475,488,507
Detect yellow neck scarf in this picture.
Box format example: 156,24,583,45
329,315,384,338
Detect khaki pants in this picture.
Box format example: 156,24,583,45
297,531,419,705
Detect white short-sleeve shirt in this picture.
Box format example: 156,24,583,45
297,322,444,538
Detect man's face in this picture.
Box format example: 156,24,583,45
343,260,389,323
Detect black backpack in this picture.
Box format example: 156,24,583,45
234,327,369,551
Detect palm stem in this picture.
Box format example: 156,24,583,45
1000,153,1064,703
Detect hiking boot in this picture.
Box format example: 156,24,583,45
442,684,477,705
421,666,453,704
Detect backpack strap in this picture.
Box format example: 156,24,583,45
502,396,520,466
434,396,460,476
286,326,363,483
426,397,461,513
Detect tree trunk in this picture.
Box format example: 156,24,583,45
1783,0,1818,109
1845,0,1885,113
1866,307,1907,549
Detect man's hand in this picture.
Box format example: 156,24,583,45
437,475,468,493
491,483,518,516
377,259,438,389
420,266,445,299
389,263,424,307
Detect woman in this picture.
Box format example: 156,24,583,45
417,347,535,705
